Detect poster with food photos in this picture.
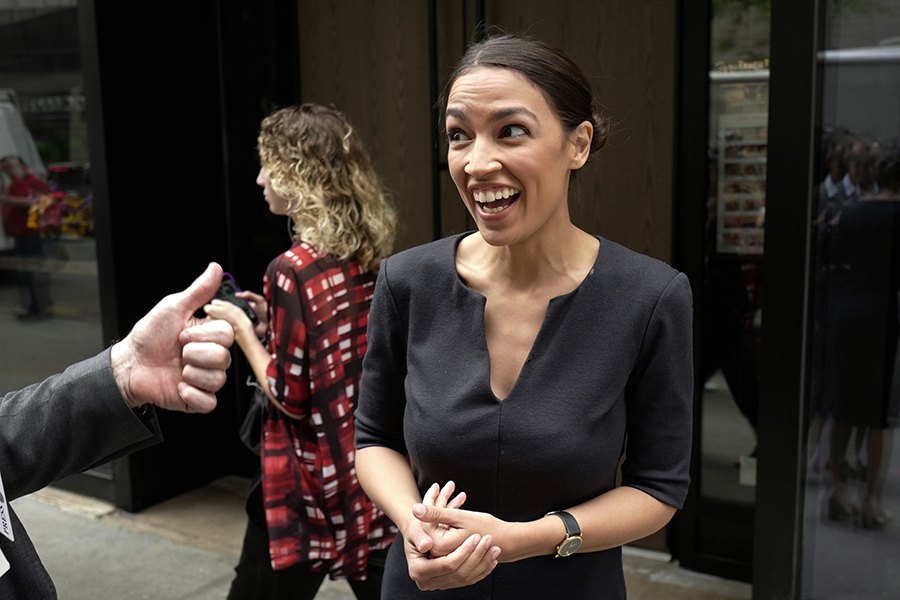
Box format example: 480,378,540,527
717,113,767,255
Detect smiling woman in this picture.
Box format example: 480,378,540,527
445,66,592,250
353,33,694,599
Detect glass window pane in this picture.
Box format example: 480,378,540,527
0,4,104,422
803,3,900,598
700,0,770,505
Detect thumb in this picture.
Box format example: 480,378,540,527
172,263,223,315
406,511,433,553
413,503,449,525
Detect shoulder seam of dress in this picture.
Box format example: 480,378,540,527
634,270,690,362
378,256,408,336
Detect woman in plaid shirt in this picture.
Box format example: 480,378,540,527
206,104,398,600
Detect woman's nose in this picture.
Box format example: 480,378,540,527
464,140,502,176
256,168,266,188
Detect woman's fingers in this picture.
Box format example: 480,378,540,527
422,482,440,506
460,534,501,583
421,481,466,510
436,481,455,508
412,533,501,591
448,491,467,509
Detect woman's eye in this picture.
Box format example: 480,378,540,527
447,129,470,143
501,125,528,138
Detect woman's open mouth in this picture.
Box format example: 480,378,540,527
473,187,521,214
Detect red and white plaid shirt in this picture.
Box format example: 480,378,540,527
261,241,396,578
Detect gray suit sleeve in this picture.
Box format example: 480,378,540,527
0,347,162,501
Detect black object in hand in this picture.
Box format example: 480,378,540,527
213,272,259,325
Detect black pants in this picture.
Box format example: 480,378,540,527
226,484,386,600
13,236,52,315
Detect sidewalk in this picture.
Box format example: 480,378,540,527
12,476,752,600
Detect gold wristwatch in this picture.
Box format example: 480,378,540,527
546,510,583,558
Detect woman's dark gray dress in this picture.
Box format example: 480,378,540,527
355,233,693,599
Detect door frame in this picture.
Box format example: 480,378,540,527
671,0,754,582
753,1,824,598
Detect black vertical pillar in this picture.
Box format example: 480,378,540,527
213,1,301,480
671,0,713,573
83,0,234,511
75,0,300,511
754,1,823,598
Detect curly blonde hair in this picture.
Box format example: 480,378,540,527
258,104,397,271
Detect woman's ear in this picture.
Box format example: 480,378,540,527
568,120,593,170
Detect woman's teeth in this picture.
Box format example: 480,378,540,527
473,188,519,203
473,188,520,213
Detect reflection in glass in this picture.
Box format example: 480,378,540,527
0,5,103,396
700,1,770,504
803,3,900,597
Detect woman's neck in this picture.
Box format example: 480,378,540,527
465,224,598,291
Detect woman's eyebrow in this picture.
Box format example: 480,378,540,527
445,106,538,124
445,107,467,122
490,106,537,122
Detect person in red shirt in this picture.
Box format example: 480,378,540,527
1,155,53,319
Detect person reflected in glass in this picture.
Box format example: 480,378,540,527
204,104,399,599
353,33,693,598
0,155,53,320
819,131,897,530
810,128,856,468
700,155,760,465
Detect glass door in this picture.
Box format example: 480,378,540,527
801,3,900,598
680,2,900,595
678,1,772,581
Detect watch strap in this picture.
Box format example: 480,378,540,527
546,510,581,536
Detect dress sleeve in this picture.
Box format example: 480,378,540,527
265,256,310,420
620,271,694,509
354,258,409,454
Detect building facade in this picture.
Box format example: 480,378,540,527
0,2,897,598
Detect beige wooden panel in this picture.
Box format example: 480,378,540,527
296,0,434,252
487,1,677,262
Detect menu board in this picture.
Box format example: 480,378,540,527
716,113,767,255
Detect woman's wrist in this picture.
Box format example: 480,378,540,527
234,322,260,349
500,515,564,563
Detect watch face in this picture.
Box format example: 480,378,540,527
558,536,583,557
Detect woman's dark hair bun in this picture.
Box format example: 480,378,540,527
591,112,611,153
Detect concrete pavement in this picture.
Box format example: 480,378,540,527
12,476,752,600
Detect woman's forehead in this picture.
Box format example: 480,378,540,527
446,67,552,116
